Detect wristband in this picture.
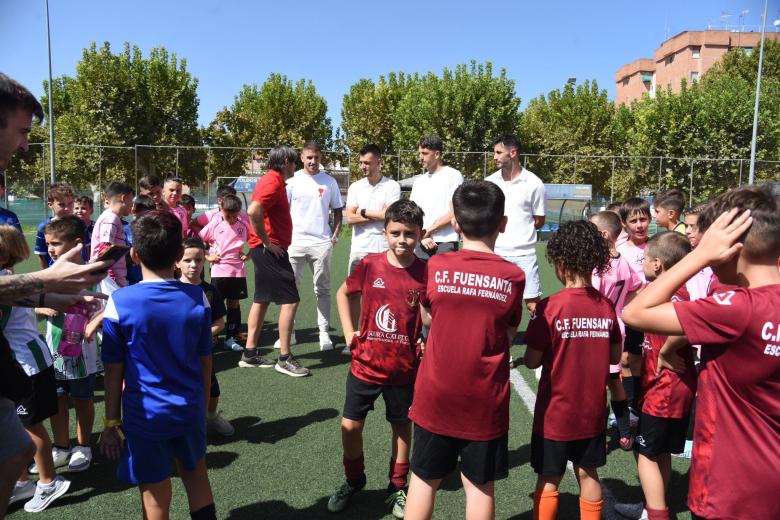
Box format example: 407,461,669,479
104,418,122,428
360,208,367,218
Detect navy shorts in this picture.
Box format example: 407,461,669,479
55,374,96,400
118,425,206,485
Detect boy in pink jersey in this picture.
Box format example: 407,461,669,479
590,210,642,449
161,176,189,237
524,220,622,520
191,185,239,234
617,197,651,420
90,182,133,293
683,204,716,300
624,185,780,520
199,194,250,352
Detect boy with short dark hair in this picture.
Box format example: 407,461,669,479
35,182,75,269
328,199,427,518
617,197,652,421
138,174,163,209
524,220,622,520
404,180,525,520
181,194,197,237
90,182,133,294
100,211,217,520
623,184,780,520
178,237,235,437
161,176,189,237
653,189,686,234
590,210,643,449
199,194,249,351
191,185,238,234
74,195,95,259
125,195,157,286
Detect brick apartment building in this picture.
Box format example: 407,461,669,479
615,30,780,105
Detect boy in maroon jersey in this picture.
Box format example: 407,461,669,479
404,180,525,520
624,185,780,520
631,232,696,520
328,199,427,518
524,220,622,520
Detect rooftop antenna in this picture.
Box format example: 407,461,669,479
721,11,732,30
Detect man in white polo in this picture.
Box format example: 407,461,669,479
344,144,401,273
486,134,545,313
410,135,464,260
282,141,343,351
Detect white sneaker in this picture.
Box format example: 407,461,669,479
67,446,92,472
29,446,70,474
9,480,35,505
273,332,297,349
208,411,235,437
24,475,70,513
341,346,352,356
319,332,334,351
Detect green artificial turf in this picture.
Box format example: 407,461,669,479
7,237,692,519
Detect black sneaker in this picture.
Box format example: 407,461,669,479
613,501,646,519
238,350,275,368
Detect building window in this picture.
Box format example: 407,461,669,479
665,54,674,65
692,47,701,59
743,47,753,56
622,78,629,87
691,71,699,82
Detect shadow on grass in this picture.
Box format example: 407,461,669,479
227,490,391,520
230,408,339,445
602,467,690,519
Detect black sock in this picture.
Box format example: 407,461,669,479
190,503,216,520
611,400,631,437
279,354,290,361
623,376,642,413
226,307,241,338
348,473,367,490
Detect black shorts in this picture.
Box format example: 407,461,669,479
212,277,247,300
342,371,413,424
15,366,58,427
624,326,645,355
250,246,300,305
531,433,606,476
634,412,689,457
410,424,508,485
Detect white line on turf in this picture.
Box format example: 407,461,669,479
510,367,574,473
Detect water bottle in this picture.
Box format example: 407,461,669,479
58,303,89,357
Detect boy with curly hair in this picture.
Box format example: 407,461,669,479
524,220,623,520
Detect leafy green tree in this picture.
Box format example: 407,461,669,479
205,74,332,179
392,61,521,179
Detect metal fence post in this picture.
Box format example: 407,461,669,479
98,146,103,193
610,158,616,203
483,152,487,179
134,145,138,194
573,155,578,184
738,159,743,186
175,147,180,177
689,160,695,204
658,157,663,191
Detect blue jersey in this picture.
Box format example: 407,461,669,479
0,207,22,233
101,280,212,439
123,220,142,285
35,217,93,265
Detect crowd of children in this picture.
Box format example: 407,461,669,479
1,171,777,520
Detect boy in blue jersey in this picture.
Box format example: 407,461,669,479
34,182,75,268
99,210,217,520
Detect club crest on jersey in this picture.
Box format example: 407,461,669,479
375,304,398,333
713,291,735,306
406,289,420,307
372,278,385,289
318,188,325,198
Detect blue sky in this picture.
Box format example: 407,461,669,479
1,0,775,133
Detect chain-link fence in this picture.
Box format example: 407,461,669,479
3,143,778,230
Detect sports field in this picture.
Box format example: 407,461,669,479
8,236,693,519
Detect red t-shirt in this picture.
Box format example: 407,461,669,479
525,287,622,441
408,250,525,441
674,285,780,520
641,286,696,419
345,253,427,386
248,170,292,249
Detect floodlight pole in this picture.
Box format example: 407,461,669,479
45,0,56,184
748,0,769,185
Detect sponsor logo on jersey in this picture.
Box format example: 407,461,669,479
713,291,735,306
375,304,398,333
372,278,385,289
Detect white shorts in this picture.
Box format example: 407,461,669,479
503,253,542,300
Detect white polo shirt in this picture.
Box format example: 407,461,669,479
409,165,464,242
346,176,401,254
286,169,344,246
486,167,546,256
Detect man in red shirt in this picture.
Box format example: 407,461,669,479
404,181,525,520
624,185,780,520
239,145,309,377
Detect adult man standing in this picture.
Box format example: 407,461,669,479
409,136,463,260
240,145,309,377
280,142,343,351
344,144,401,272
485,134,546,313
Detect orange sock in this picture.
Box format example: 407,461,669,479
579,497,603,520
533,490,559,520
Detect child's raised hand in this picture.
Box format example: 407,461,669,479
207,253,221,263
35,307,58,318
694,208,752,266
657,349,687,375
